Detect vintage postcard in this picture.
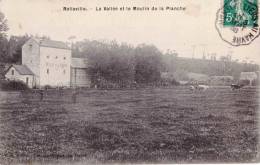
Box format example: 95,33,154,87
0,0,259,164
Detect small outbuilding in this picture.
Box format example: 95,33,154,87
71,57,91,87
240,72,258,86
5,64,35,88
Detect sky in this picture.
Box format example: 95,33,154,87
0,0,260,64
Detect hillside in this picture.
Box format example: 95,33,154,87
162,55,259,80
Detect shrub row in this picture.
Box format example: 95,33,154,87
0,80,29,91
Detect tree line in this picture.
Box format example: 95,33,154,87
73,40,164,87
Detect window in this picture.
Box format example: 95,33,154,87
63,70,66,74
11,70,14,75
64,57,66,60
47,56,49,59
55,56,58,59
29,44,32,50
47,69,49,74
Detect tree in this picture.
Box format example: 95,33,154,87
0,11,9,38
134,44,163,83
0,11,9,62
73,40,136,86
0,36,8,62
7,35,29,63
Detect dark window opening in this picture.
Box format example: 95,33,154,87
47,69,49,74
26,77,29,85
11,70,14,75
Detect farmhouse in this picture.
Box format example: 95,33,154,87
240,72,258,86
4,38,90,88
5,65,35,88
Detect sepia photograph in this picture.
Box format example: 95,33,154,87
0,0,259,164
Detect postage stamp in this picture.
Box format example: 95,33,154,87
216,0,260,46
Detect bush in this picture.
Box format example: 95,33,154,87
252,79,259,86
1,80,29,91
239,79,250,86
171,79,180,86
43,85,52,90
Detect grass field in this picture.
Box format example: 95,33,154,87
0,86,259,164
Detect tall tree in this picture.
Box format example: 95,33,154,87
7,35,30,63
0,10,8,77
134,44,163,83
0,11,9,38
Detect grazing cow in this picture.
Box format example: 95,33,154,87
197,85,209,91
189,85,196,91
190,84,209,91
231,84,244,90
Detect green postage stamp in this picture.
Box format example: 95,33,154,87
216,0,260,46
224,0,258,27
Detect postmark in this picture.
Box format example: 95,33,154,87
216,0,260,46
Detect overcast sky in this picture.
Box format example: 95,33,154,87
0,0,260,64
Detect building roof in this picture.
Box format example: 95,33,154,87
9,65,34,75
71,58,88,68
33,38,70,50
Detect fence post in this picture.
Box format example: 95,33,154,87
40,89,44,101
72,90,77,103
